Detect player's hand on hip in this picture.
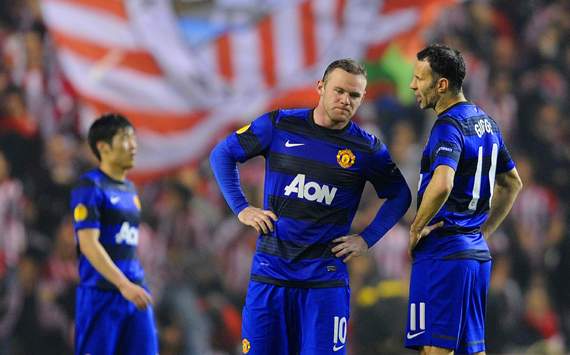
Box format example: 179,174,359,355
331,234,368,263
118,281,153,310
408,221,444,258
238,206,278,234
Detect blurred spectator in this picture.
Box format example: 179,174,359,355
31,134,78,238
486,254,523,353
0,149,26,270
0,85,40,181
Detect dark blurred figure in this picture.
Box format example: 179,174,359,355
0,85,41,181
486,254,523,353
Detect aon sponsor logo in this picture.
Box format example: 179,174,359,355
284,174,337,205
115,222,139,245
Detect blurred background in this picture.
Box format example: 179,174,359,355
0,0,568,354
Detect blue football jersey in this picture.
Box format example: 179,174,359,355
70,169,145,289
415,102,515,260
214,108,407,287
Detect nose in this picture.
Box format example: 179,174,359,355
129,138,137,151
341,92,350,105
409,79,417,90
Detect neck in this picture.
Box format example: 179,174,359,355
435,92,467,115
99,162,127,181
313,104,349,130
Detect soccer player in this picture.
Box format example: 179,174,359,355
405,44,523,355
70,114,158,355
210,59,411,354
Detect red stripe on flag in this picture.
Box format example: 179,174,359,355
216,35,233,82
335,0,347,28
48,0,127,19
384,0,455,13
300,1,317,68
50,30,162,76
267,86,319,110
81,95,208,134
258,17,277,87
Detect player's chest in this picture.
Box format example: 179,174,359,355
101,189,142,220
270,131,364,172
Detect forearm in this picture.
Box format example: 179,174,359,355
361,185,411,247
80,239,130,289
482,185,520,237
210,141,249,214
411,182,450,232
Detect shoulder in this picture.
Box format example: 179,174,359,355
348,122,384,153
74,170,101,189
273,108,311,124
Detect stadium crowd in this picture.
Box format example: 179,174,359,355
0,0,568,354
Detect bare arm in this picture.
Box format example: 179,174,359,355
481,167,523,239
409,165,455,255
78,229,152,309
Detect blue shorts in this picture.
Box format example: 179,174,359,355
75,286,158,355
242,281,350,355
405,258,491,354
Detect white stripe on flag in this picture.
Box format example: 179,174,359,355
273,4,303,83
313,0,340,58
231,27,265,91
42,0,138,49
59,50,195,112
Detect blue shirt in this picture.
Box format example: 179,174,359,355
210,108,411,287
70,169,145,290
414,102,515,261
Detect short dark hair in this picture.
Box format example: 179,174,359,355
417,44,465,92
322,58,367,81
87,113,133,160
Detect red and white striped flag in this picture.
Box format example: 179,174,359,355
42,0,454,181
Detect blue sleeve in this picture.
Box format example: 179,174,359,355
429,120,463,171
70,178,103,231
360,143,412,247
496,137,516,174
209,112,274,215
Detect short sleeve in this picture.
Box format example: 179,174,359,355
496,138,516,174
429,119,463,171
70,179,103,231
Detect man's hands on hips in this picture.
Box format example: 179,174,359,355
408,221,444,258
331,234,368,263
238,206,278,234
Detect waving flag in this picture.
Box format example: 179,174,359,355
42,0,454,181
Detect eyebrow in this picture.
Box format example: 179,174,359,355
335,86,363,97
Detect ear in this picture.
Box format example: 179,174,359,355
96,140,110,157
437,78,449,93
316,80,325,95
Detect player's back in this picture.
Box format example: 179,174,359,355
415,102,515,260
71,168,145,289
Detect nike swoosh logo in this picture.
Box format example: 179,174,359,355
285,140,304,147
406,331,425,339
332,344,345,352
110,196,120,204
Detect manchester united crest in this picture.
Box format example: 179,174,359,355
336,149,355,168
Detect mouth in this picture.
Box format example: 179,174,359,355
335,107,350,114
